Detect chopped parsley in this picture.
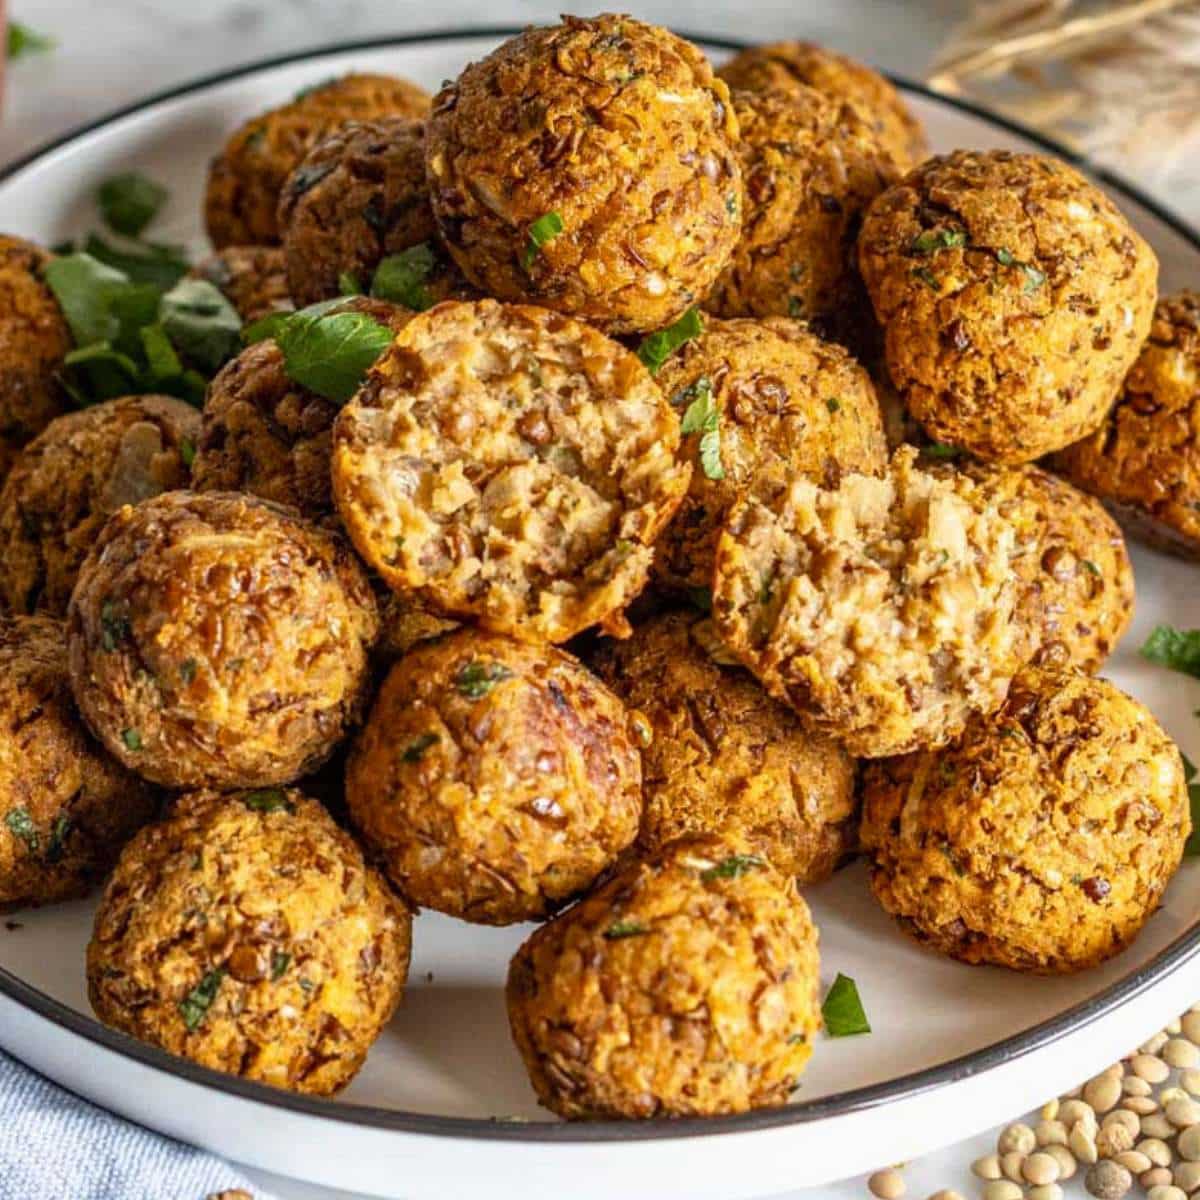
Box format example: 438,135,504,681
401,732,440,763
911,266,939,292
1141,625,1200,679
243,789,294,814
179,659,198,685
179,438,196,469
270,951,291,981
97,173,168,238
522,211,564,270
922,442,962,461
99,600,129,651
46,816,72,864
7,22,55,59
159,278,242,374
1183,755,1200,859
372,243,437,311
4,807,39,852
121,729,142,752
454,661,514,700
179,968,225,1032
1080,559,1102,577
822,973,871,1037
994,247,1046,292
338,271,363,296
604,920,649,940
678,377,724,481
826,397,841,414
700,853,765,882
910,228,966,255
637,307,703,375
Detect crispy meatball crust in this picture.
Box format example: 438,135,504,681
376,592,459,662
67,491,380,790
0,615,158,909
332,299,691,643
1053,290,1200,560
87,787,410,1093
190,245,293,324
713,447,1027,757
345,629,641,925
717,41,928,172
653,316,886,589
506,835,821,1119
426,15,743,334
593,610,857,885
858,150,1158,464
0,396,201,617
860,667,1190,973
204,74,431,248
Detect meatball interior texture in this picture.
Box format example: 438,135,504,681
860,667,1190,973
426,15,743,334
332,299,691,643
204,73,431,247
345,629,642,925
0,615,159,909
0,395,201,617
858,150,1158,463
87,788,410,1094
67,491,380,790
1053,290,1200,560
713,447,1027,758
506,835,821,1119
592,610,858,885
652,316,887,590
190,244,293,324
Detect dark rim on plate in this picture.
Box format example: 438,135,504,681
0,26,1198,1146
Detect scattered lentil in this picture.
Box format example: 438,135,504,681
1086,1076,1124,1114
1146,1114,1178,1140
1061,1100,1099,1130
999,1123,1038,1155
1182,1014,1200,1044
1098,1123,1136,1158
1146,1169,1177,1189
1144,1034,1171,1056
1134,1056,1173,1084
1085,1158,1133,1199
1023,1152,1061,1185
1028,1185,1064,1200
1174,1161,1200,1193
1181,1071,1200,1097
1178,1125,1200,1161
1141,1138,1175,1167
1125,1076,1155,1097
1046,1144,1077,1180
1169,1099,1200,1129
1115,1150,1153,1174
1147,1186,1187,1200
868,1168,906,1199
1042,1099,1061,1121
1036,1119,1068,1147
1073,1122,1102,1165
1124,1096,1160,1116
971,1155,1002,1181
982,1182,1023,1200
1000,1151,1027,1182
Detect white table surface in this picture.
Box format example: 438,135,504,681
1,4,1193,1197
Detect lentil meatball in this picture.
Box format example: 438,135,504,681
376,592,459,662
0,615,158,909
1053,290,1200,560
593,610,857,885
190,245,292,324
332,299,691,643
860,666,1190,973
506,835,821,1119
0,395,201,616
712,447,1028,757
345,629,642,925
652,316,886,590
87,787,410,1093
67,491,379,790
425,15,743,334
204,73,431,248
858,150,1158,463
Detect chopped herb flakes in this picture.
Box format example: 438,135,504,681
603,920,649,940
1080,559,1102,577
179,968,225,1032
4,807,39,852
522,212,564,270
99,600,129,651
7,22,55,59
372,243,437,311
700,853,765,882
270,951,291,981
826,397,841,414
455,661,514,700
159,278,242,374
338,271,363,296
1141,625,1200,679
787,296,804,318
402,732,440,763
1183,757,1200,859
822,973,870,1037
678,377,724,481
994,247,1046,292
922,442,961,461
910,228,966,255
97,173,168,238
180,438,196,469
243,789,294,814
46,816,72,864
121,729,143,752
637,307,703,375
911,266,939,292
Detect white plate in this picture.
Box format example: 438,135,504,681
0,29,1198,1200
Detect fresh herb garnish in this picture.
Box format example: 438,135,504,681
911,228,966,255
996,248,1015,267
99,600,129,651
83,234,189,291
159,278,242,373
45,816,72,864
241,296,346,345
7,21,54,59
243,789,294,814
121,728,142,752
372,243,436,311
42,253,134,347
338,271,363,296
179,968,225,1032
822,973,871,1037
97,173,168,238
604,920,649,940
637,307,703,375
1183,755,1200,859
912,266,939,291
923,442,961,461
700,853,765,882
272,308,394,401
179,438,196,469
522,211,564,270
826,397,841,414
678,377,724,481
994,248,1045,292
1080,559,1101,577
454,661,514,700
401,732,440,763
179,658,198,685
1141,625,1200,679
4,808,39,852
270,951,291,981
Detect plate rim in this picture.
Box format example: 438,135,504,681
1,23,1198,1147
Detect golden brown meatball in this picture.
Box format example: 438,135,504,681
860,666,1190,973
67,491,379,790
87,787,410,1093
190,245,293,324
713,447,1027,757
506,835,821,1119
593,610,857,884
204,74,431,248
345,629,641,925
1053,290,1200,560
332,300,691,643
426,16,742,334
717,41,928,172
858,150,1158,464
652,316,886,590
0,615,158,909
0,396,201,616
0,235,72,484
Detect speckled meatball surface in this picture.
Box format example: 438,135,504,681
506,835,821,1119
425,15,742,334
860,666,1190,973
87,787,410,1093
593,610,857,885
0,615,158,909
345,629,641,925
190,245,293,324
204,74,431,248
332,299,691,642
1053,290,1200,560
376,592,459,662
0,396,201,616
652,316,886,590
67,491,379,789
858,151,1157,464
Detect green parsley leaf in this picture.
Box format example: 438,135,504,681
604,920,649,940
140,323,184,383
179,438,196,469
826,397,841,413
179,658,198,685
522,212,564,270
923,442,962,461
700,853,766,882
910,228,967,255
243,789,294,814
46,816,72,864
82,233,188,291
698,430,723,481
97,173,168,238
338,271,363,296
911,266,939,291
241,296,346,345
179,968,225,1032
822,973,871,1037
270,951,291,981
63,341,140,385
678,377,725,481
274,310,394,401
99,600,129,652
1080,559,1102,577
7,22,55,59
121,728,142,752
159,278,242,373
1022,263,1047,292
4,807,39,852
42,253,134,347
454,661,514,700
371,243,436,311
401,732,440,763
1141,625,1200,679
637,307,703,374
996,248,1015,267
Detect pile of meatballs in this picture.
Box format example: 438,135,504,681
0,14,1196,1121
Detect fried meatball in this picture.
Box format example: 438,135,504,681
332,299,691,642
192,297,412,521
713,447,1027,757
67,491,379,790
858,150,1158,464
1053,290,1200,560
376,592,459,662
204,74,431,248
652,316,886,590
0,396,201,616
190,245,293,324
0,235,71,484
506,835,821,1119
345,629,641,925
0,615,158,909
860,666,1190,973
593,610,857,884
87,787,410,1093
717,41,928,172
426,15,742,334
